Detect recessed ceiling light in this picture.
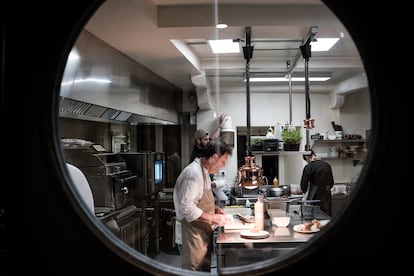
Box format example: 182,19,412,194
208,39,240,54
311,38,339,51
216,23,228,29
246,77,331,82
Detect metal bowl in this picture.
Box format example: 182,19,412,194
269,187,283,196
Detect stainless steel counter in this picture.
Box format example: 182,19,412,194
217,213,326,245
217,209,330,270
218,219,312,244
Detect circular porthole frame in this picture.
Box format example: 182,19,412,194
2,0,393,275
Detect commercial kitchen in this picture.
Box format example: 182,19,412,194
56,0,370,275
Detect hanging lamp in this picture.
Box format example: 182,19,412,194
237,26,265,197
300,27,317,151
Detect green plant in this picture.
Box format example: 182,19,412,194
251,138,262,145
281,127,302,144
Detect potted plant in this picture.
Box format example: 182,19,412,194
281,126,302,151
251,137,263,151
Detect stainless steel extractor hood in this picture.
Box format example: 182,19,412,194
59,30,184,125
59,97,177,125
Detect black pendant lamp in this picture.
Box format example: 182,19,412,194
243,26,254,156
300,27,317,151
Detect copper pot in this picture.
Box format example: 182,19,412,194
237,156,265,188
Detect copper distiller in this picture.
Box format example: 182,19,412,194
237,155,265,197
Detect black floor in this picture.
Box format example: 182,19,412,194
153,250,218,274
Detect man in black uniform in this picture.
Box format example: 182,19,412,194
300,150,334,216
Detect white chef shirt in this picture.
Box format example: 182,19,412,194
66,163,95,213
173,158,212,224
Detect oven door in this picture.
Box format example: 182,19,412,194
112,173,138,210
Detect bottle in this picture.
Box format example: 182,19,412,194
254,194,264,230
274,121,282,140
273,176,279,188
266,126,274,138
274,122,283,150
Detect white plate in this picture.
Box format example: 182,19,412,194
319,220,330,227
293,224,320,234
289,194,304,198
240,230,269,239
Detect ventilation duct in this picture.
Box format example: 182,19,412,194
192,73,212,110
195,87,212,110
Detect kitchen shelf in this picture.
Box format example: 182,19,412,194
320,157,361,160
312,139,366,143
319,157,364,166
311,139,366,166
251,150,311,156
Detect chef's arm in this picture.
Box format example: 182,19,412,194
300,168,309,192
199,211,230,226
210,114,227,139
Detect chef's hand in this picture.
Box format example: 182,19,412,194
215,206,226,215
200,211,232,226
219,114,227,128
211,213,233,226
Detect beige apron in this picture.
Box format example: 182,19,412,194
182,165,215,271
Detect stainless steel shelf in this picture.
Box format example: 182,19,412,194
251,150,311,156
312,139,366,143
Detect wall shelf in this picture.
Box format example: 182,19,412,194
311,139,367,166
251,150,311,156
312,139,366,144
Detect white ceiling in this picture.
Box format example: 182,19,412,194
84,0,365,95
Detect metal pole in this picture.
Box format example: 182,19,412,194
287,61,293,125
304,57,311,150
243,27,254,156
300,40,313,151
246,61,251,156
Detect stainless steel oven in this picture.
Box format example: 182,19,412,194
119,152,165,199
97,205,148,255
63,144,138,211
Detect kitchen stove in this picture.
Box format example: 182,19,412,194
62,142,138,211
62,141,149,254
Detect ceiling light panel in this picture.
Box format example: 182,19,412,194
311,38,339,51
208,39,240,54
247,77,331,82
